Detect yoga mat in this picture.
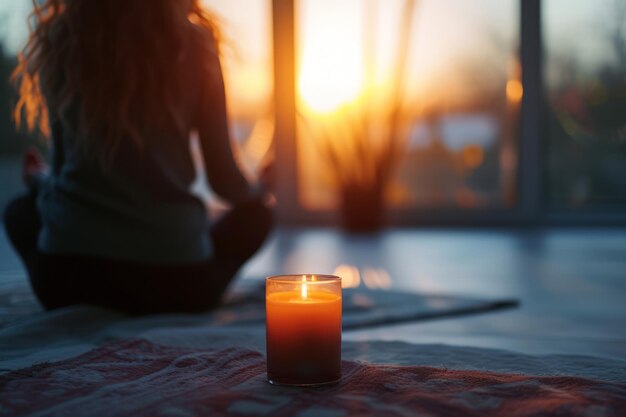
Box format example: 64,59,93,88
216,281,518,330
0,270,518,330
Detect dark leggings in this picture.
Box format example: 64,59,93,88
3,192,273,315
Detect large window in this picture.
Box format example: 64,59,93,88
273,0,626,225
1,0,623,225
295,0,519,212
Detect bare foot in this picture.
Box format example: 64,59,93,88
22,147,49,187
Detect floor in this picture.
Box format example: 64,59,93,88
238,227,626,360
2,224,626,360
1,153,625,361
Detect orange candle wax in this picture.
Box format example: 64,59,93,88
266,275,342,386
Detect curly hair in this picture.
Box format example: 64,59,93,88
12,0,221,159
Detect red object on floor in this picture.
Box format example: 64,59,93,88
1,338,624,416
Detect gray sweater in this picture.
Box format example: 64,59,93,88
37,50,256,264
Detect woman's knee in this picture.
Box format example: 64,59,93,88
211,199,273,262
228,199,274,233
4,195,28,238
252,199,274,228
243,200,274,240
3,193,40,252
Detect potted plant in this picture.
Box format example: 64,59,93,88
300,0,418,232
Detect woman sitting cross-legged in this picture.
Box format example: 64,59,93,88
3,0,273,314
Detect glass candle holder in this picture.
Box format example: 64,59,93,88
266,274,342,386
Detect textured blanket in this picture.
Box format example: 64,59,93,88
2,338,625,417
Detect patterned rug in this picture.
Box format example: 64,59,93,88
1,338,624,417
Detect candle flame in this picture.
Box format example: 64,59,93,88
301,275,308,300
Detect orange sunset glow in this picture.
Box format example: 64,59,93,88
207,0,514,118
202,0,518,210
297,3,364,113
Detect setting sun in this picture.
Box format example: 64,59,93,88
297,1,364,113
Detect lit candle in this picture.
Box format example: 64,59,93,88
266,274,342,386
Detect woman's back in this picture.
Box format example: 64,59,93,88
39,78,211,264
13,0,253,264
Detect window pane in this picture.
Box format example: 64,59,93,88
296,0,519,211
545,0,626,208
